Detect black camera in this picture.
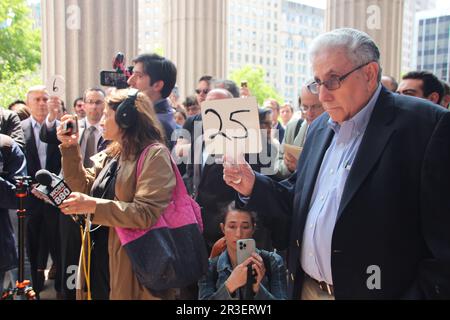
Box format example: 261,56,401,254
100,52,133,89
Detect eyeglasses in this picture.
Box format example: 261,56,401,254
307,61,373,94
85,100,104,105
300,104,323,113
195,89,210,95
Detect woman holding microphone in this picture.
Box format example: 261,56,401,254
56,89,176,300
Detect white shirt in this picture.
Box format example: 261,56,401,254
80,121,103,158
31,117,47,170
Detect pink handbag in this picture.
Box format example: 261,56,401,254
115,144,208,291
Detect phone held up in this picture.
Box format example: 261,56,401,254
63,115,78,136
237,238,256,265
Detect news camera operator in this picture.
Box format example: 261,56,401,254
56,89,177,300
0,134,27,292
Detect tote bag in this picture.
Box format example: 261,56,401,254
115,144,208,291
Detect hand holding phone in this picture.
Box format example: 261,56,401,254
237,238,256,265
57,115,79,146
63,115,78,136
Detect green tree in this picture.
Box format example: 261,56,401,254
0,0,41,81
229,65,283,106
0,68,41,108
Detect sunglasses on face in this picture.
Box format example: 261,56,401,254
195,89,210,95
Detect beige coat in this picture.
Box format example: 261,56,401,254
61,143,176,300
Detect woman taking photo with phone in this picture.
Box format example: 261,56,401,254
198,202,287,300
56,89,177,300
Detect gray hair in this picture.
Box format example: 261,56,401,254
309,28,382,82
213,79,240,98
206,88,234,100
26,85,48,101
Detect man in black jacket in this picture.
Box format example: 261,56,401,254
224,28,450,300
0,134,27,292
21,85,62,298
0,107,25,149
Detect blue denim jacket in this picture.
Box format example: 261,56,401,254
198,249,288,300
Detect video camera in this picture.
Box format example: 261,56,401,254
100,52,133,89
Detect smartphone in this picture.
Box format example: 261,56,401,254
237,238,256,265
63,115,78,136
100,70,128,88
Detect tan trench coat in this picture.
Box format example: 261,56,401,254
60,143,176,300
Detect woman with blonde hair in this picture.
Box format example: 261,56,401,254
56,89,177,300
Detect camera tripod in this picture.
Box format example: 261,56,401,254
1,177,36,300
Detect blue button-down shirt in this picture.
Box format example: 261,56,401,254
300,85,382,285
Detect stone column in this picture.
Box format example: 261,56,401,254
41,0,138,110
163,0,228,100
326,0,404,80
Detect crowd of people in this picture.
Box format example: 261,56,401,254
1,27,450,300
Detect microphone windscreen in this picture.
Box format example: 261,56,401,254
35,169,53,187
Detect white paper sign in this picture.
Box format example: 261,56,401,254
46,75,65,99
201,97,262,155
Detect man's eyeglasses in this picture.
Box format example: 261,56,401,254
195,89,210,95
307,61,374,95
85,100,104,105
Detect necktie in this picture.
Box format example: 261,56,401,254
84,126,97,168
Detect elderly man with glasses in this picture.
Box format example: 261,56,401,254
223,28,450,300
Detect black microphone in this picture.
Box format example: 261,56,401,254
34,170,85,226
34,169,72,206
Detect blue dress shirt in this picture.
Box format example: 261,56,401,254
300,85,382,284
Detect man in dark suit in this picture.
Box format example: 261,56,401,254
177,88,277,252
0,107,25,149
39,88,109,300
223,28,450,300
0,134,27,292
21,85,62,298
